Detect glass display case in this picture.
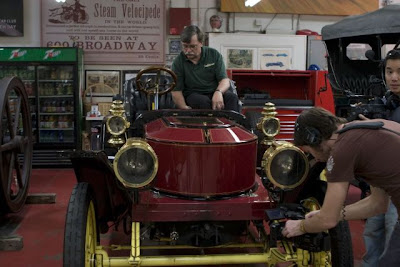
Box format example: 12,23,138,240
0,47,84,166
37,65,75,144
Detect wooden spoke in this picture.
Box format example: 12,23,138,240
0,77,33,213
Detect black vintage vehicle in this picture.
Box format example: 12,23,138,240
63,65,353,267
322,4,400,120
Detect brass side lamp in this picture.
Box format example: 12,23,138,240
105,97,130,146
257,102,280,145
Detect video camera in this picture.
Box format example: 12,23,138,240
345,75,387,121
265,204,331,252
346,97,387,122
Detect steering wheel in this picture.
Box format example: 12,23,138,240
135,66,177,96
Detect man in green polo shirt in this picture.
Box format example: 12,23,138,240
171,25,239,112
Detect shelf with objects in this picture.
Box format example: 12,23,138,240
0,47,84,167
82,70,120,150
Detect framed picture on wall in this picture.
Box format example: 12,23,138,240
123,70,139,85
209,33,307,70
85,70,120,96
224,47,256,69
259,48,292,70
168,38,182,54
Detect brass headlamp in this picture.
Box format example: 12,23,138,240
261,141,309,190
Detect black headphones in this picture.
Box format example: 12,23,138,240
295,121,322,146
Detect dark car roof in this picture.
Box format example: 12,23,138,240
322,4,400,41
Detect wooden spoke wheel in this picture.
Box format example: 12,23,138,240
63,183,99,267
0,77,33,213
135,66,177,96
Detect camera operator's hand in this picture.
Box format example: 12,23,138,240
358,114,369,120
282,220,304,238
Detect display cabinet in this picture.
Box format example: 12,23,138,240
0,47,84,166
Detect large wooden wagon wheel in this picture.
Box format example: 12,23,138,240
0,77,33,213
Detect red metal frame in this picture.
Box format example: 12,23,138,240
132,177,273,222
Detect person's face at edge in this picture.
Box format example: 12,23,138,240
386,58,400,96
182,34,203,61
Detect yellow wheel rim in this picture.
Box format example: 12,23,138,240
85,200,97,267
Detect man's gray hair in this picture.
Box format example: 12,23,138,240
180,25,204,44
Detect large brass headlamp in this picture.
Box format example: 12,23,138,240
261,141,309,190
106,98,130,146
257,102,280,145
113,138,158,189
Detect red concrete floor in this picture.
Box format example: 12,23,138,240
0,169,365,267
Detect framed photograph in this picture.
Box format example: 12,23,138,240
169,38,182,54
259,48,292,70
85,70,120,96
209,33,306,70
123,70,139,85
224,47,256,69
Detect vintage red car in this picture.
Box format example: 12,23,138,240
63,65,353,267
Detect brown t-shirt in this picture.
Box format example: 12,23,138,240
326,119,400,214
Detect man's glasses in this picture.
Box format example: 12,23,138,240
182,43,199,50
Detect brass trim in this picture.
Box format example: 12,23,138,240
260,117,281,138
113,138,158,188
106,115,129,136
262,141,309,189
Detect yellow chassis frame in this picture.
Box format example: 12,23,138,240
91,222,331,267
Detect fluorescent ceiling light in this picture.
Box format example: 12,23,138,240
245,0,261,7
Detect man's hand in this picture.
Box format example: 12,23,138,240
282,220,304,238
358,114,369,120
171,91,191,109
212,91,224,110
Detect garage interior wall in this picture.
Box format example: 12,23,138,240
0,0,352,71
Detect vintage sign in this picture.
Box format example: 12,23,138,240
0,0,23,37
41,0,165,64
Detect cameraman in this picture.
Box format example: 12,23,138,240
282,106,400,267
361,48,400,267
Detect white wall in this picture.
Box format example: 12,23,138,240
167,0,345,35
0,0,345,60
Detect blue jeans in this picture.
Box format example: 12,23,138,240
379,221,400,266
362,201,398,267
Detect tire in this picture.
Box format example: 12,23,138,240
329,220,354,266
63,183,98,267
